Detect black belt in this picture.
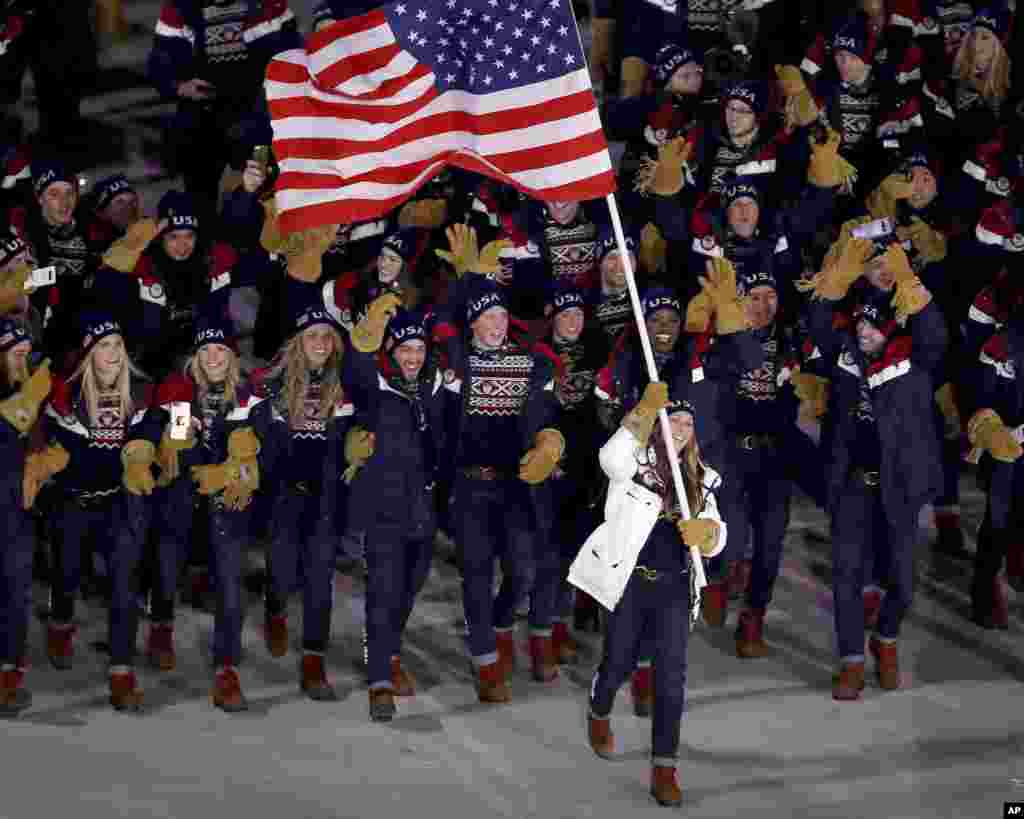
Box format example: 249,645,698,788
850,468,881,489
634,565,689,582
70,493,116,509
461,466,515,481
736,433,778,451
287,481,321,496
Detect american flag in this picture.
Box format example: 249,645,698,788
266,0,616,234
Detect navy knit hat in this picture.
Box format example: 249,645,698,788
737,268,777,296
32,160,75,198
466,279,508,325
292,301,345,338
548,285,586,319
641,288,682,320
653,42,703,87
92,174,136,212
157,190,200,234
0,233,28,269
596,227,637,265
722,80,767,117
386,308,428,348
78,312,123,360
721,177,762,210
380,229,416,262
193,313,238,354
972,6,1011,42
832,16,870,61
853,298,898,337
0,316,30,353
666,395,695,417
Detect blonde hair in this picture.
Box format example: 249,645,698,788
953,29,1011,108
267,328,345,423
185,347,241,407
70,337,146,426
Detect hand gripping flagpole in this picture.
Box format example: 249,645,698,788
604,194,708,611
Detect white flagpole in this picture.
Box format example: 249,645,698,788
604,193,708,596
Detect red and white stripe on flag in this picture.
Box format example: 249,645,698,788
265,2,616,234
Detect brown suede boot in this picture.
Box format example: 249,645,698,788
701,582,728,628
211,666,248,713
265,614,288,658
146,622,176,671
477,661,511,704
832,662,865,701
369,688,396,722
587,714,615,759
868,637,900,690
300,654,338,701
47,622,75,670
495,630,516,679
735,609,769,658
109,670,144,712
650,765,682,807
390,656,416,697
631,666,653,717
529,635,559,683
551,621,578,664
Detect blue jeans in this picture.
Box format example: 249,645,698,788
590,567,691,766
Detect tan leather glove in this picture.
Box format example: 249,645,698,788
967,409,1023,463
879,243,931,321
700,257,748,335
259,198,288,255
102,218,163,273
0,358,51,435
685,291,714,333
634,137,692,197
676,518,721,557
821,216,872,273
0,262,32,313
435,223,511,278
775,64,818,130
588,18,616,83
398,198,448,229
519,428,565,485
156,423,196,487
796,236,873,301
807,128,858,189
791,371,830,421
621,382,671,445
896,217,947,265
342,426,375,484
122,440,157,496
283,224,341,283
934,382,961,441
221,427,261,511
866,173,913,220
350,292,402,353
639,222,667,274
22,442,69,510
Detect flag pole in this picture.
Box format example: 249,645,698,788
604,193,708,596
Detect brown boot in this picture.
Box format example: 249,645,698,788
735,609,769,658
0,668,31,716
146,622,176,671
265,614,288,658
650,766,682,807
495,629,516,679
868,637,900,690
528,635,559,683
369,688,396,722
587,714,615,758
477,661,511,704
109,670,144,712
300,654,338,701
47,622,75,670
211,666,248,712
390,656,416,697
631,666,653,717
701,582,728,628
551,621,578,664
832,662,865,701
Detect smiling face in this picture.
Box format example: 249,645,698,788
547,200,580,225
302,325,334,369
724,99,757,142
645,308,681,355
600,250,632,291
393,338,427,382
198,342,231,383
864,253,895,291
471,305,509,350
907,166,938,211
162,228,197,262
668,62,703,96
727,197,760,239
668,410,694,453
552,306,585,343
744,285,778,330
377,248,404,284
92,335,125,387
38,181,77,227
856,318,887,356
